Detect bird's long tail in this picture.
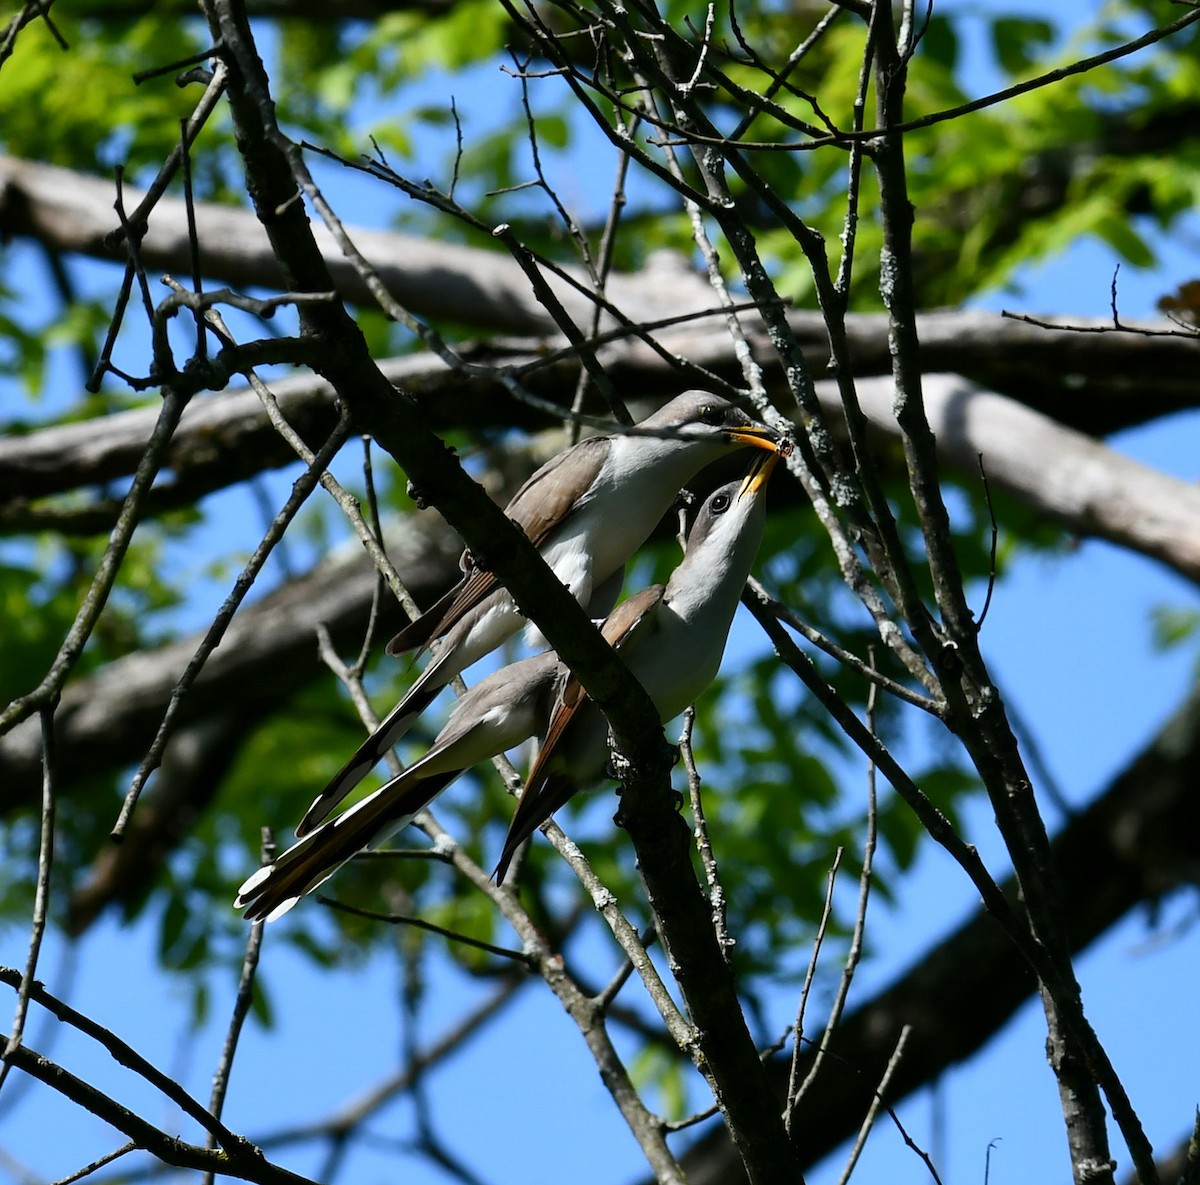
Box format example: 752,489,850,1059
237,767,460,922
295,652,459,837
493,772,577,884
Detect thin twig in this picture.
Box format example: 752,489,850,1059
0,1034,317,1185
784,847,842,1131
352,436,388,674
508,47,597,281
491,223,630,425
105,58,229,251
739,587,1028,961
641,82,773,408
837,1025,913,1185
854,6,1200,144
680,707,730,955
662,1100,721,1133
0,968,242,1150
727,3,845,141
352,847,455,863
203,837,269,1182
566,99,638,440
210,320,417,619
832,0,873,306
49,1143,137,1185
594,925,658,1013
523,815,696,1051
974,454,998,631
113,169,160,356
112,407,352,837
0,0,61,69
793,663,879,1112
259,978,526,1158
0,701,59,1097
748,579,943,715
178,116,207,360
318,898,534,965
321,139,764,404
1000,308,1200,341
678,2,716,95
645,6,1200,153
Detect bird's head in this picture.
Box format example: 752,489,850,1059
637,390,783,455
675,448,780,586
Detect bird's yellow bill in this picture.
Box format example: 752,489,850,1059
726,424,783,452
738,449,781,499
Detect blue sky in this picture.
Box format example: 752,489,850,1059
2,3,1200,1184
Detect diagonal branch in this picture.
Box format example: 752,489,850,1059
0,1037,318,1185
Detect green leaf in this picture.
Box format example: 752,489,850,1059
1151,605,1200,651
991,16,1056,76
630,1046,689,1120
1093,210,1155,269
918,13,959,72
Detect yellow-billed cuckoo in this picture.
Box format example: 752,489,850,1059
294,391,778,839
493,447,777,879
235,451,778,922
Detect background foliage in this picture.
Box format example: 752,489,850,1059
1,0,1199,1183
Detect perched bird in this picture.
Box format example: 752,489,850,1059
235,450,779,922
494,448,778,879
295,392,779,838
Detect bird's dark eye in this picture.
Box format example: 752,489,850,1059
699,402,725,426
710,492,731,514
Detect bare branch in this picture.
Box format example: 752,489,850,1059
0,702,58,1096
837,1026,914,1185
203,890,267,1182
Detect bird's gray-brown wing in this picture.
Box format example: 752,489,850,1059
386,437,611,656
385,567,496,657
504,435,609,539
495,583,666,877
530,583,665,797
597,582,667,650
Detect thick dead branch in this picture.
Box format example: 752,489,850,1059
0,353,570,504
7,363,1197,588
0,154,715,337
841,374,1200,587
3,154,1200,434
